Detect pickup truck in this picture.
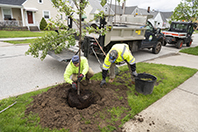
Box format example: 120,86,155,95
162,21,197,49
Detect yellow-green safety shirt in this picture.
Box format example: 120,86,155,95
64,56,89,84
102,43,135,70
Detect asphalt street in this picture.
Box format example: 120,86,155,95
0,34,198,100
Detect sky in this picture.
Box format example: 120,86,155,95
113,0,182,12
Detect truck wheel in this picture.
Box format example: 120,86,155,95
186,39,192,47
152,41,162,54
176,40,183,49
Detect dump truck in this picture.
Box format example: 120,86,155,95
82,15,164,58
48,15,164,62
162,21,197,49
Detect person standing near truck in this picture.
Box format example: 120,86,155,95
64,55,94,90
100,43,138,87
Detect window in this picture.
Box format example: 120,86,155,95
43,11,50,19
38,0,43,3
3,8,12,20
135,9,139,14
146,21,153,32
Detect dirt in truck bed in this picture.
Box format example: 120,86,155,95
25,72,137,132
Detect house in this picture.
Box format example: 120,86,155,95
103,3,138,23
0,0,64,31
103,3,173,29
158,12,173,29
67,0,104,26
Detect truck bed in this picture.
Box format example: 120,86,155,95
104,26,146,46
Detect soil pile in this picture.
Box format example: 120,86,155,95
25,79,132,132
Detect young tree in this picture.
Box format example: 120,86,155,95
25,0,108,95
25,0,109,61
100,0,107,7
170,0,198,22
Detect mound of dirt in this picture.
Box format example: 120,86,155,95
25,80,131,131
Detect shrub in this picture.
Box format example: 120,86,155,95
40,17,47,30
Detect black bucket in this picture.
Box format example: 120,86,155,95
135,73,157,95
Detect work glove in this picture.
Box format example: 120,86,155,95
77,74,84,82
72,82,77,90
100,79,107,88
132,71,138,77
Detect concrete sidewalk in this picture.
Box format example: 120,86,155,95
123,53,198,132
0,37,38,41
0,37,38,47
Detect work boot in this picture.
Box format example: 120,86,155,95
109,78,114,83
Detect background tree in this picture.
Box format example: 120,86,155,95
170,0,198,22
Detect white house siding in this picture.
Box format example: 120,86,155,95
153,12,163,28
131,7,139,15
164,18,171,29
85,5,93,22
71,2,93,22
22,0,61,27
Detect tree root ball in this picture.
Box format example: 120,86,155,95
67,88,101,109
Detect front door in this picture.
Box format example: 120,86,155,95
27,11,33,24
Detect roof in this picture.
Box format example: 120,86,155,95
137,8,157,18
107,3,137,15
67,0,104,14
108,4,122,14
88,0,104,14
0,0,26,6
160,12,173,21
125,6,137,14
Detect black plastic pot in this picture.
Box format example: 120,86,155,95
135,73,157,95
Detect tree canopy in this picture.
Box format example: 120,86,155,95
170,0,198,22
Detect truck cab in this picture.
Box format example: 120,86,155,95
141,21,164,54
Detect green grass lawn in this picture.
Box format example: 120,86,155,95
194,30,198,33
0,62,197,132
0,30,53,38
180,46,198,55
1,30,55,44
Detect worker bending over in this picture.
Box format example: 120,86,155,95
64,55,94,90
100,43,138,87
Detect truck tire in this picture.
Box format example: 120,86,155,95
152,41,162,54
163,40,167,46
186,39,192,47
176,40,183,49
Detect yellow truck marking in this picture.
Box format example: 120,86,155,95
136,30,141,35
